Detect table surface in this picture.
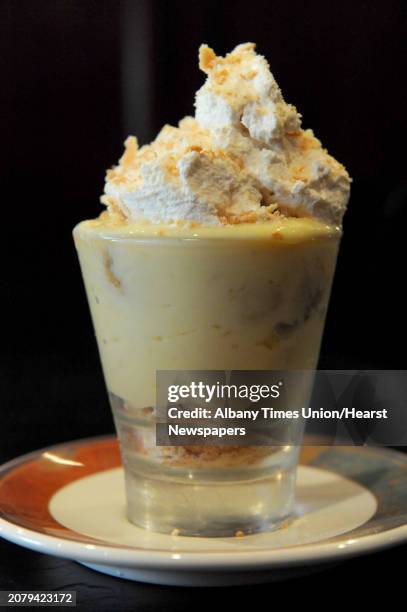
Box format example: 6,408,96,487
0,537,405,611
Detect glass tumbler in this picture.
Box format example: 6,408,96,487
73,219,340,536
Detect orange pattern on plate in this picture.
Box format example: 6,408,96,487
0,438,121,543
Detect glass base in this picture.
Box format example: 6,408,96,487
111,393,300,537
123,456,296,537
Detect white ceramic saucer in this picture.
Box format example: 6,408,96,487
0,436,406,586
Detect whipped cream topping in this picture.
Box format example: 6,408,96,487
103,43,351,226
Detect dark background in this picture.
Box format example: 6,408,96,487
1,1,406,606
3,0,407,457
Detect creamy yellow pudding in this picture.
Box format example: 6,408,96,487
74,217,339,411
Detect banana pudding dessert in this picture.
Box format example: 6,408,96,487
74,43,350,535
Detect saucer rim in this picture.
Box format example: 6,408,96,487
0,435,406,571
